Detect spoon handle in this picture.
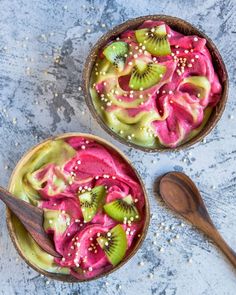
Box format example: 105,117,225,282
206,225,236,268
0,186,61,258
0,186,42,223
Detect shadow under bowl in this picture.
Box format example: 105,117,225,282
6,132,150,282
83,15,228,152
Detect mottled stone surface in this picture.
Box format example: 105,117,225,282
0,0,236,294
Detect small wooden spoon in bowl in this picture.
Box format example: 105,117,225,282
0,186,61,258
159,171,236,268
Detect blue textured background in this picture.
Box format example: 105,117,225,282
0,0,236,294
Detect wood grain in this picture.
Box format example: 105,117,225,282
159,172,236,268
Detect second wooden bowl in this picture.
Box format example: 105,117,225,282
83,15,228,152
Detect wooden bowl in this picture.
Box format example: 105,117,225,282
6,133,150,282
83,15,228,152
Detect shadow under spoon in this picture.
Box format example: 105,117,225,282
159,171,236,268
0,186,61,258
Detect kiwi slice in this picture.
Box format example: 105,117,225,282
135,24,171,56
79,185,106,222
97,224,127,266
103,41,129,71
129,59,166,90
104,195,140,222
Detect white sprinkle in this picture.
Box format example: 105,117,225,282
175,234,180,239
180,222,185,227
148,273,154,279
81,145,86,150
138,261,144,266
194,37,198,42
229,114,234,119
159,247,164,252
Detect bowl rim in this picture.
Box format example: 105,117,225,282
83,14,229,153
6,132,150,283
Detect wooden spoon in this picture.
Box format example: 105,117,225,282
0,186,61,258
159,171,236,267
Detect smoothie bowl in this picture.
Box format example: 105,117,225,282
83,15,228,152
6,133,150,282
